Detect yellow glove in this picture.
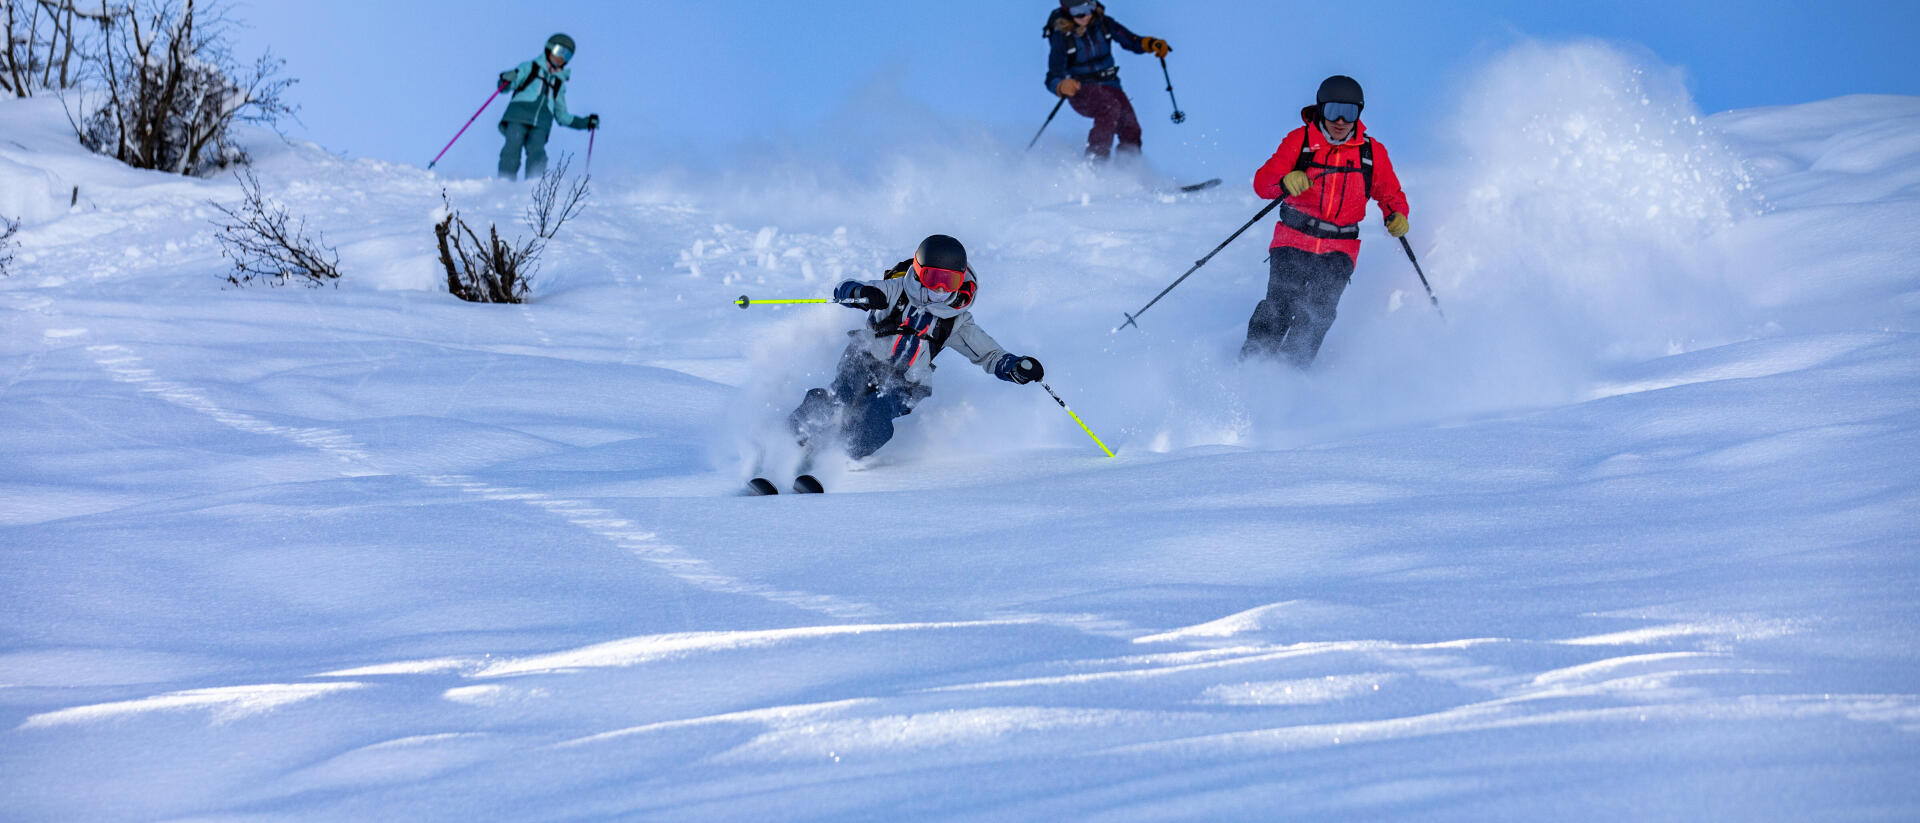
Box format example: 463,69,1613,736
1385,213,1410,238
1281,170,1311,197
1057,77,1082,98
1141,37,1172,58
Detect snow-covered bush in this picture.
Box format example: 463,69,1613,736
70,0,293,176
435,157,590,304
209,170,339,287
1,0,109,97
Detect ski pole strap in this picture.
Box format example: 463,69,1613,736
1277,202,1359,240
735,295,840,309
1042,382,1115,458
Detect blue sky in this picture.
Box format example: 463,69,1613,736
228,0,1919,179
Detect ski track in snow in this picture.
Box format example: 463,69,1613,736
75,337,880,621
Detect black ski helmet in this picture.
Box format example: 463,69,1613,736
546,33,576,57
914,234,968,273
1316,75,1364,108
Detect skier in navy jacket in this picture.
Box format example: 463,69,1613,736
1043,1,1172,159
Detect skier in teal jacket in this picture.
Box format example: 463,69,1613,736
496,33,599,179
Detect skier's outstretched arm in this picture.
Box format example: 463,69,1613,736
949,319,1043,385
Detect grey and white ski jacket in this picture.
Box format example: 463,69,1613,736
843,277,1009,387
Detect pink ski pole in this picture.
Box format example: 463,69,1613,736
585,126,596,174
428,86,504,170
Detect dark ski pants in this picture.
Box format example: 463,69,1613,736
788,351,925,460
498,119,553,180
1069,82,1142,160
1242,246,1355,367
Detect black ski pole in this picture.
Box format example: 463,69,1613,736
1026,98,1068,151
1116,197,1285,332
1398,235,1445,320
1158,56,1186,124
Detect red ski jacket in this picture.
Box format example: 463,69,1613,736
1253,112,1409,261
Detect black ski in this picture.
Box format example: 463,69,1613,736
747,477,780,496
1179,178,1222,192
792,475,824,494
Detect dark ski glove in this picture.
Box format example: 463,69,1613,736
585,113,601,130
834,281,888,311
995,354,1044,385
498,71,514,91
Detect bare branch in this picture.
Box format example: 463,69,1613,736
208,169,340,287
433,165,588,304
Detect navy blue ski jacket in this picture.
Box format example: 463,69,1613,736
1043,10,1147,94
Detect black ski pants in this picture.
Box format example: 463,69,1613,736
1241,246,1355,367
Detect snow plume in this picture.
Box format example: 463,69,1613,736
1427,39,1758,363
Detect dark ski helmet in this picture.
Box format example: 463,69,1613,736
1316,75,1364,106
914,234,968,273
913,234,976,309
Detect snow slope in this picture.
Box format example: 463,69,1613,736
2,42,1917,821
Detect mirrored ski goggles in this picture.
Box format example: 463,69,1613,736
1067,3,1097,17
547,44,573,65
1321,101,1361,123
913,262,967,293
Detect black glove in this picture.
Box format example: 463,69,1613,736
995,354,1043,385
585,113,600,130
833,281,888,311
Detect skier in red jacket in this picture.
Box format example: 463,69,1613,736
1243,75,1410,366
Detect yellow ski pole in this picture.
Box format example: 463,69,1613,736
735,294,844,309
1041,382,1114,458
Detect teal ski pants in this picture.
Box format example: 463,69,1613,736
498,119,554,179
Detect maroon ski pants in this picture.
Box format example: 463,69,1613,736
1068,82,1142,160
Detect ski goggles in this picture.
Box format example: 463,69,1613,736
913,262,967,293
1066,3,1097,17
547,43,573,65
1321,101,1361,123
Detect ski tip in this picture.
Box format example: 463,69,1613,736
747,478,779,496
792,475,824,494
1178,178,1221,192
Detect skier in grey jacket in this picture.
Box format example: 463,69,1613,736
789,235,1045,460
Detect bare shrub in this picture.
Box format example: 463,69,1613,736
70,0,295,176
2,0,113,97
209,170,339,287
436,156,589,304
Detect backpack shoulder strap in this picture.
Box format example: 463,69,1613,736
514,62,542,95
1360,137,1375,197
1293,130,1315,173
